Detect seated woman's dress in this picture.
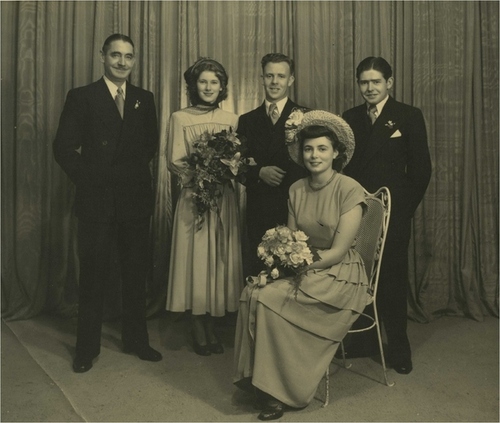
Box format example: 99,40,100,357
233,172,372,408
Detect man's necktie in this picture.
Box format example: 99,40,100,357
269,103,279,125
368,104,378,125
115,87,124,119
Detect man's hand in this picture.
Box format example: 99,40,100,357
259,166,286,187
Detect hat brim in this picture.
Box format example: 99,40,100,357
286,110,355,170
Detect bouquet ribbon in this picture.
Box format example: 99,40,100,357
244,271,269,342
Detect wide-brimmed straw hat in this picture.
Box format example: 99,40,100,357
285,109,355,170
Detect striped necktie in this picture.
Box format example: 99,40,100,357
269,103,279,125
115,87,124,119
368,104,378,125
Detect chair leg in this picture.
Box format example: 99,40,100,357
326,321,393,405
322,366,330,407
375,319,394,387
339,340,352,369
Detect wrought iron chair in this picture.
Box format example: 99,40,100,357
323,186,393,407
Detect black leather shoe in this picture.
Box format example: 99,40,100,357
123,344,162,362
258,400,285,421
391,359,413,374
72,357,93,373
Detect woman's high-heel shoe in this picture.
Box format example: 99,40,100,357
208,339,224,354
193,340,211,356
255,389,285,421
204,315,224,354
257,399,285,421
191,331,211,356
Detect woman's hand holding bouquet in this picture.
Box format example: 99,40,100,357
255,225,321,297
182,129,256,230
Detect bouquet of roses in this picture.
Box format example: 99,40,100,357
183,129,256,230
256,225,321,297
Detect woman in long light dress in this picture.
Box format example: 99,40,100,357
167,58,242,356
233,110,373,420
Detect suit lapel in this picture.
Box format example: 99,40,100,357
253,102,273,149
279,99,298,125
91,78,124,138
266,99,297,158
115,82,142,157
123,82,139,122
121,82,138,134
356,97,401,171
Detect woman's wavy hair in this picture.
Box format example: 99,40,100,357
298,125,347,172
183,58,229,105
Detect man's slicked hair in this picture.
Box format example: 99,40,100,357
356,56,392,81
102,34,135,54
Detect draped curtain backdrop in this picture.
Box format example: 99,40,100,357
2,1,498,323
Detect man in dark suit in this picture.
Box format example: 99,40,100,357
53,34,162,373
342,57,432,374
238,53,308,277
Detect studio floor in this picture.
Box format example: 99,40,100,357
1,312,498,422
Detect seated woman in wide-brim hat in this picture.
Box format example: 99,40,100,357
233,109,373,421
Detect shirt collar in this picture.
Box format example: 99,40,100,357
103,75,127,99
367,94,389,114
265,97,288,115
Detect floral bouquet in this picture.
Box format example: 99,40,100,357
184,129,256,230
256,225,321,297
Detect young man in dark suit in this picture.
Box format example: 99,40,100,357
53,34,162,373
238,53,308,277
342,57,432,374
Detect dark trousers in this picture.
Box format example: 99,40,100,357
377,213,412,363
75,217,150,359
244,191,289,278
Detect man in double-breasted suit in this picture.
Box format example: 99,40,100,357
53,34,161,373
238,53,308,277
342,57,432,374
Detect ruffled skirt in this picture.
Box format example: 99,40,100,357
233,248,372,407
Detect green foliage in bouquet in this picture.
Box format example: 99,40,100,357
185,129,256,230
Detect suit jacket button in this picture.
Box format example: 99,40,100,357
102,140,108,146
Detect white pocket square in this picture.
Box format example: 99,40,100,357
390,130,402,138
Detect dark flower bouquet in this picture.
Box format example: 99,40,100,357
184,129,256,230
256,225,321,297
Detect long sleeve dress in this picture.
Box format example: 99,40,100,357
233,172,372,407
166,106,243,317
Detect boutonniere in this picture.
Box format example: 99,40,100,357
284,107,308,144
134,100,141,110
385,120,395,129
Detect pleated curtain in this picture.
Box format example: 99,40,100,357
1,1,498,323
